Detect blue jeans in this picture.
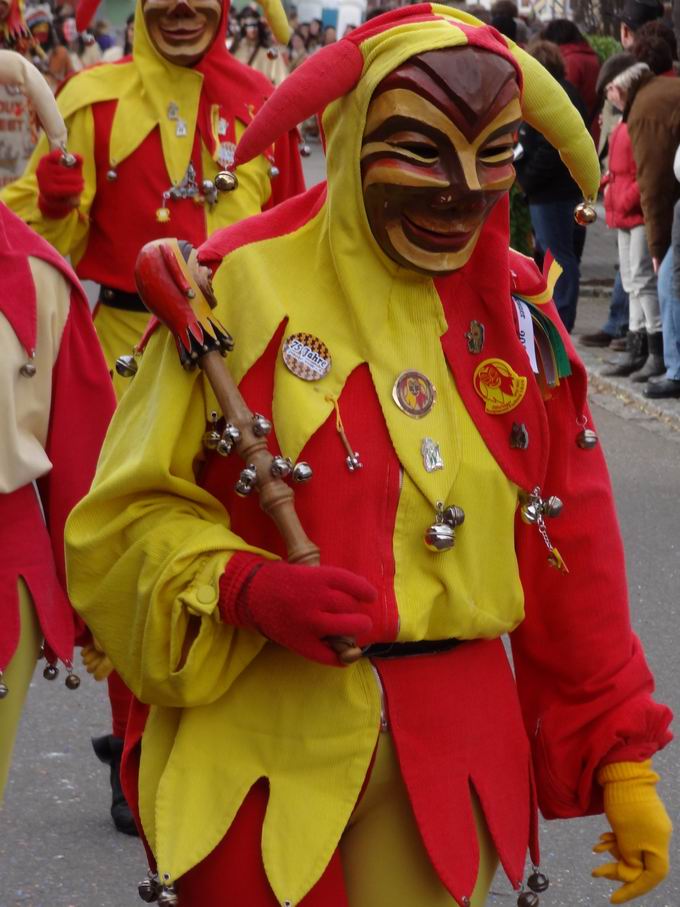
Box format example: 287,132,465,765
530,200,581,332
658,246,680,380
602,269,629,337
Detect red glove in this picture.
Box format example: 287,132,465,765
219,553,383,666
36,149,84,219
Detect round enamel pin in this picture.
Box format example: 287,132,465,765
282,332,332,381
392,370,436,418
473,358,527,414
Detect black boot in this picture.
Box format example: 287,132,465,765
602,330,647,376
92,734,139,836
630,332,665,382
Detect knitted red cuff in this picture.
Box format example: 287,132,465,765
218,551,265,626
38,195,76,220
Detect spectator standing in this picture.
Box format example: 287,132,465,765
600,64,663,380
625,50,680,396
540,19,601,141
232,7,288,85
619,0,664,49
633,31,675,72
101,13,134,62
287,27,308,71
515,40,588,332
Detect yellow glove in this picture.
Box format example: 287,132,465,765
592,760,673,904
81,638,114,682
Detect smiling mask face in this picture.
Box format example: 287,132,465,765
143,0,222,66
361,47,520,275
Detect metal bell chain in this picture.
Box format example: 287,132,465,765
520,487,568,574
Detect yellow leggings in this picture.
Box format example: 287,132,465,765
341,732,498,906
93,303,150,401
0,579,42,802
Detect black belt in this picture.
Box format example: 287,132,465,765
99,286,148,313
362,638,463,659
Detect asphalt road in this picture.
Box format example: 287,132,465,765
1,147,678,906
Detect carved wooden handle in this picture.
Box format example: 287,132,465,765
202,354,362,664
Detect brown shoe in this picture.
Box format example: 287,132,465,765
579,330,615,348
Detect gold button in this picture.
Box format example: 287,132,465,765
196,584,217,605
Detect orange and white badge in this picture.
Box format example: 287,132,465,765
473,358,527,414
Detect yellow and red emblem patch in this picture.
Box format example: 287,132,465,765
473,358,527,414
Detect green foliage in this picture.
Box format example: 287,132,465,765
586,34,623,62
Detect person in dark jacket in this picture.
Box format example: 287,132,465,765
515,40,589,332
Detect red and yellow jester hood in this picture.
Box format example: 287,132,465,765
200,4,600,509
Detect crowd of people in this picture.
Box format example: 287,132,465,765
0,0,676,905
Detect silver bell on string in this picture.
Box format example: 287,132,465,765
520,499,542,525
266,46,279,59
577,428,599,449
574,201,597,225
20,359,37,377
157,887,178,907
271,456,292,478
115,353,139,378
252,413,273,437
527,868,550,893
214,170,238,192
543,496,563,518
106,168,118,182
517,891,540,907
235,464,257,496
424,501,464,552
268,165,280,179
138,871,161,902
292,461,313,483
43,663,59,681
65,669,81,690
0,675,8,699
299,143,312,158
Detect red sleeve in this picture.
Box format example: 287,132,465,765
265,129,306,209
510,301,672,820
36,288,116,636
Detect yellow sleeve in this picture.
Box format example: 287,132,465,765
64,328,271,708
1,105,96,262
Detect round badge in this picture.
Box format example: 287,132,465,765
282,332,332,381
392,370,436,418
473,358,527,414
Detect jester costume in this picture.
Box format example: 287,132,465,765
66,7,672,906
2,0,303,829
0,200,114,796
2,0,304,396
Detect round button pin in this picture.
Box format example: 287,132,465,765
392,370,436,418
282,333,332,381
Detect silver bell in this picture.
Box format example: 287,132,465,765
577,428,599,450
0,678,8,699
252,413,273,437
292,461,313,483
269,165,280,179
544,495,564,518
115,353,138,378
65,671,81,690
266,47,279,59
203,429,221,451
43,663,59,681
442,505,465,528
201,179,215,194
424,521,455,552
271,456,292,478
235,464,257,496
299,143,312,158
214,170,238,192
138,872,160,902
106,168,118,182
20,360,37,377
520,501,541,525
345,453,362,472
157,887,178,906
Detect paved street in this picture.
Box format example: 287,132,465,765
1,147,678,907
